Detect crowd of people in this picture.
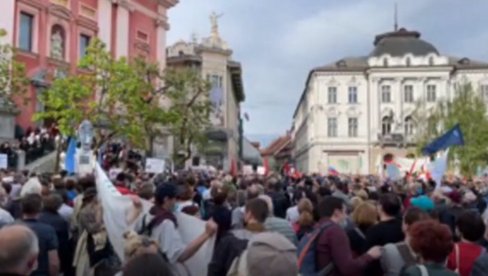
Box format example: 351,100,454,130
0,124,59,170
0,165,487,276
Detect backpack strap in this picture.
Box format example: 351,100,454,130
396,243,416,267
297,222,334,270
354,227,366,240
416,265,429,276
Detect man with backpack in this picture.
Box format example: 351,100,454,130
381,207,430,276
132,183,217,272
208,198,268,276
298,196,381,276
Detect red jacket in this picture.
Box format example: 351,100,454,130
316,218,374,276
447,242,484,276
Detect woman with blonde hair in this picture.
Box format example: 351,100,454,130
292,198,315,241
347,201,378,256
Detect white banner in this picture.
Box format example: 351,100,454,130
95,163,214,275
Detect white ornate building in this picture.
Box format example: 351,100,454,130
166,14,245,171
292,28,488,174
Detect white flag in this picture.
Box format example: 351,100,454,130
428,149,449,190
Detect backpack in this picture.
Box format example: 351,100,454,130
396,243,417,272
297,222,335,276
227,232,297,276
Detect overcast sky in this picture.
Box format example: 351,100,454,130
167,0,488,147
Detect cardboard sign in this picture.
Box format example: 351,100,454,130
145,158,165,174
0,154,8,169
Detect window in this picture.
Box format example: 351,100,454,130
327,118,337,137
381,85,391,103
79,34,91,59
19,12,34,52
208,74,223,88
404,116,414,136
481,85,488,102
348,118,358,137
382,116,393,135
136,31,148,42
328,87,337,104
348,86,357,104
427,85,436,102
404,85,414,103
406,57,411,66
383,58,388,67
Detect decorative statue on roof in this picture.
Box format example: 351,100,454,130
50,30,64,60
210,11,223,36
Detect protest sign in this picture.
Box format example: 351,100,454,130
145,158,165,174
0,154,7,169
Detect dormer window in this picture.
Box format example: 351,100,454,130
459,58,470,65
336,59,347,67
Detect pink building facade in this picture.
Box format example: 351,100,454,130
0,0,177,129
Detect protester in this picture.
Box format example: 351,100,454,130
123,253,173,276
131,183,218,273
293,197,315,241
21,193,60,276
447,210,486,276
312,196,381,275
381,207,430,276
38,193,71,275
347,201,378,256
0,224,39,275
401,220,456,276
227,232,298,276
366,193,404,247
266,177,290,219
208,198,268,276
260,194,297,245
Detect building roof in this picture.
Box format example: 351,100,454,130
261,135,291,156
370,28,439,57
292,28,488,119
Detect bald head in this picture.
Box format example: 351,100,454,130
0,225,39,274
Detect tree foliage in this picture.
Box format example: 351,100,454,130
36,38,212,165
165,68,212,167
413,82,488,176
0,29,30,106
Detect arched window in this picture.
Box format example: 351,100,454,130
383,58,389,67
404,116,415,136
50,24,66,60
382,116,393,135
428,56,434,66
406,57,411,66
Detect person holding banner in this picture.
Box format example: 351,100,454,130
129,182,218,274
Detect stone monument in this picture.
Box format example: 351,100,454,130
77,120,95,175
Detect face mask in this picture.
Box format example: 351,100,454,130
172,203,179,213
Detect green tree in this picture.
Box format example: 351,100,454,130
0,29,30,107
413,82,488,176
164,68,212,167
